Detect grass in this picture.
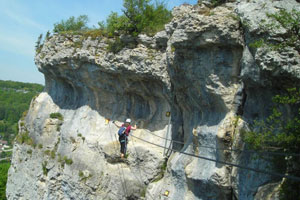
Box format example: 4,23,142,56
78,170,93,182
106,37,126,54
42,161,48,176
79,171,84,178
140,187,147,197
44,150,51,156
64,156,73,165
50,112,64,121
56,124,61,132
227,13,240,21
70,137,76,144
151,159,168,183
171,45,176,53
77,133,85,142
50,150,56,159
27,149,32,155
58,155,73,167
15,131,34,146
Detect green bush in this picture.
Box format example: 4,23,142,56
50,112,64,121
242,88,300,199
53,15,89,33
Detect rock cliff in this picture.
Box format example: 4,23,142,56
6,0,300,199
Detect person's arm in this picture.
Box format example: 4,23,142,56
113,121,122,128
131,124,137,130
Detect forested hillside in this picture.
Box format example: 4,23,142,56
0,80,44,145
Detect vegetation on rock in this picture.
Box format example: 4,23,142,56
250,9,300,53
50,112,64,121
53,15,89,33
15,131,34,146
36,0,172,54
242,88,300,199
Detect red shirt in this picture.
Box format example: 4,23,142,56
121,124,132,136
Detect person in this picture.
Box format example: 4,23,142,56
113,118,137,159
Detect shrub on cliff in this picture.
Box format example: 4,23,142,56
53,15,89,33
242,88,300,199
102,0,172,36
249,9,300,53
50,112,64,121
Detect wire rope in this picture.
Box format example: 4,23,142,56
131,134,300,182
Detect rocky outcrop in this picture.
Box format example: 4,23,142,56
6,0,300,200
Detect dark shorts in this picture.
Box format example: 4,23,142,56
119,135,128,154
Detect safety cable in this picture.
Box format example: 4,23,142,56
131,134,300,182
130,136,156,200
108,122,128,199
141,129,300,157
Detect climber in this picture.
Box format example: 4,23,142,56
113,118,137,159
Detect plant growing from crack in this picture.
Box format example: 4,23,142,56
249,9,300,53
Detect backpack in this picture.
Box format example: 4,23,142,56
118,127,126,136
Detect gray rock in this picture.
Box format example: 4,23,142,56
7,1,300,200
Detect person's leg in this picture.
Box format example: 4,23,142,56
124,137,128,157
120,142,125,158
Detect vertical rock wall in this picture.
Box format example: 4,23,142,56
6,0,300,200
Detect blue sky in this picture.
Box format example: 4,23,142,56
0,0,197,85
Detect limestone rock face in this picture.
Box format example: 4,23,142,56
6,0,300,200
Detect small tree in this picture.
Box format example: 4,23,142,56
45,31,51,40
35,34,43,52
242,88,300,199
53,15,89,33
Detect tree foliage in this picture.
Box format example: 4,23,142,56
53,15,89,33
242,88,300,199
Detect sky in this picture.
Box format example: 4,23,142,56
0,0,197,85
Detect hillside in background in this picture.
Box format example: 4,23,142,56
0,80,44,145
